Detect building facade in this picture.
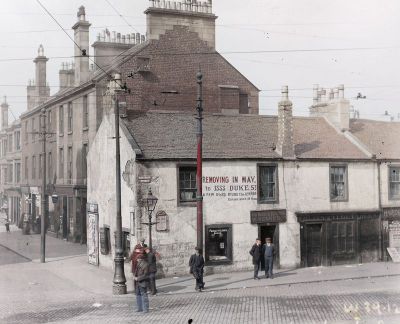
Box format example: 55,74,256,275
0,97,22,226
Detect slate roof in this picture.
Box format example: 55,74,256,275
122,110,369,160
350,119,400,160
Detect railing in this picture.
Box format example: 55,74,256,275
149,0,212,14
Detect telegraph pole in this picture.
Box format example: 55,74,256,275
195,71,204,252
112,73,127,295
40,108,47,263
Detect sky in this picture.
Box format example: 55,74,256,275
0,0,399,122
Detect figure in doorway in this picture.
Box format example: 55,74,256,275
249,238,262,279
262,237,275,279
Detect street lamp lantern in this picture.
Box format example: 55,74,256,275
145,188,158,213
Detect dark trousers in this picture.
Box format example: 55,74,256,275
194,273,204,290
265,257,274,277
136,284,149,312
253,260,261,278
149,272,157,295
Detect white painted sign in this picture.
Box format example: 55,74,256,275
389,221,400,248
387,247,400,263
202,175,257,202
87,209,99,266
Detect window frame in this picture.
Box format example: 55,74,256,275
329,164,349,202
67,146,73,183
59,148,64,179
177,164,197,206
59,105,64,136
32,155,36,180
205,224,233,265
82,95,89,130
257,163,279,204
67,102,73,133
389,165,400,200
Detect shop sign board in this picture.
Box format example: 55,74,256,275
87,203,99,266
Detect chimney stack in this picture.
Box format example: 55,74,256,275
27,45,50,110
276,86,295,159
1,96,9,130
72,6,91,85
145,0,217,49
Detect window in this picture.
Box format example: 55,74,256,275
123,231,130,258
59,106,64,135
15,131,20,150
178,166,197,203
82,143,88,179
24,121,28,142
330,165,348,201
389,167,400,200
83,95,88,129
31,118,36,141
59,148,64,179
15,162,21,183
39,154,43,179
67,146,73,183
32,155,36,179
205,224,233,264
67,102,73,133
239,93,249,114
48,152,52,181
47,109,52,132
258,165,278,203
332,221,354,254
2,139,7,156
25,157,29,180
7,164,13,183
7,134,12,152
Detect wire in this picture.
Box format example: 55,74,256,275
104,0,141,34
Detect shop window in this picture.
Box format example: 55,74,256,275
389,167,400,200
330,165,348,201
122,231,130,258
205,224,232,264
100,226,111,255
178,166,197,203
258,164,278,203
332,221,354,254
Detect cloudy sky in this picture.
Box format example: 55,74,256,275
0,0,399,121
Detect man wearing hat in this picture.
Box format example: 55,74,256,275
249,238,262,279
262,237,275,279
130,238,148,292
134,252,150,313
189,247,205,292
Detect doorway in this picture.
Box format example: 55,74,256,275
259,224,279,269
62,196,68,239
306,223,322,267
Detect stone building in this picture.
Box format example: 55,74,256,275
20,1,258,242
87,83,392,275
0,97,22,225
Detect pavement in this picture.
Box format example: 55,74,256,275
1,228,400,323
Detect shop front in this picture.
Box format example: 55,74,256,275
297,211,381,267
382,207,400,261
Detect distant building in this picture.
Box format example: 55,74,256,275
0,97,22,225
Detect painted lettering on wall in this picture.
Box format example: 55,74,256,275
202,175,257,201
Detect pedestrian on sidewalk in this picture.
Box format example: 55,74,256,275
134,253,150,313
130,238,148,292
262,237,275,279
249,238,262,279
189,247,205,292
144,247,157,295
5,218,10,233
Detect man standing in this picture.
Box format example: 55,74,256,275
134,253,150,313
189,247,205,292
249,238,262,279
262,237,275,279
144,247,157,295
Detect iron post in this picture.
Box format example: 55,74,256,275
40,108,47,263
195,71,203,252
112,74,127,295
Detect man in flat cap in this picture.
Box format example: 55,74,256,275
262,237,275,279
189,247,205,292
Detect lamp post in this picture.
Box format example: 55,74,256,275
40,108,47,263
195,71,204,252
112,73,127,295
142,188,158,249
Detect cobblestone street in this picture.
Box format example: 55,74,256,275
0,230,400,323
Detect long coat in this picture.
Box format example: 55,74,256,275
189,253,204,279
249,243,262,264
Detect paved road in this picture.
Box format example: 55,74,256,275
0,244,30,266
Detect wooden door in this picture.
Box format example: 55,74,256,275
306,223,322,267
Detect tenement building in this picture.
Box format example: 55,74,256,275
88,82,399,275
0,97,22,226
20,1,258,242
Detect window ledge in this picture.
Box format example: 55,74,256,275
258,200,279,204
67,131,73,135
178,202,196,207
59,133,64,137
205,260,233,266
82,127,89,132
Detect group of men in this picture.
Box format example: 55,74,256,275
249,237,276,280
130,238,158,313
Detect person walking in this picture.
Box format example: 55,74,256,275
144,247,157,295
249,238,262,279
5,218,10,233
189,247,205,292
134,253,150,313
262,237,275,279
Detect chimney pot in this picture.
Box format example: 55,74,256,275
281,85,289,101
338,84,344,99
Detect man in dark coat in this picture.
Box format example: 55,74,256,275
134,253,150,313
249,238,262,279
262,237,275,279
144,247,157,295
189,247,205,292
